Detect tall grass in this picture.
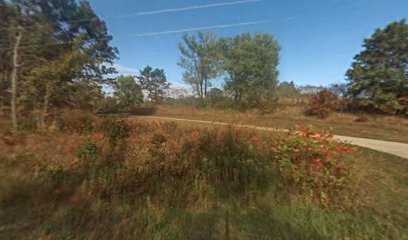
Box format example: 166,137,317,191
0,113,407,239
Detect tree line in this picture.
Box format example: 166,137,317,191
0,0,117,130
111,66,171,110
346,19,408,115
306,19,408,117
177,20,408,115
178,31,281,109
0,0,171,130
1,0,406,133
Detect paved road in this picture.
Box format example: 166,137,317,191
137,116,408,159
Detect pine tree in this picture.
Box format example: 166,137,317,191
138,66,170,103
346,19,408,115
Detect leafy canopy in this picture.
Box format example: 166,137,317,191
220,33,280,107
138,66,170,103
115,75,143,107
178,31,221,99
346,19,408,115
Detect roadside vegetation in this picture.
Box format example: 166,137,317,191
152,104,408,143
1,114,407,239
0,0,407,239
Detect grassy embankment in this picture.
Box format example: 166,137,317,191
0,113,407,239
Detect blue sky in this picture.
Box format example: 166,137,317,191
88,0,407,87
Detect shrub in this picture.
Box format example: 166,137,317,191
305,89,341,118
271,126,356,207
124,122,354,207
160,121,178,133
100,118,131,147
354,115,370,123
345,95,408,116
180,128,271,200
18,116,38,131
128,105,157,115
56,109,96,133
151,133,167,145
97,97,120,114
257,95,278,114
398,96,408,116
75,141,99,163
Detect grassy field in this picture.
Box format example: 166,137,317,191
153,105,408,143
1,114,407,239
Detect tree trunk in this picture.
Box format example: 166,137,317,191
1,71,7,112
204,78,208,98
199,79,203,99
11,31,22,130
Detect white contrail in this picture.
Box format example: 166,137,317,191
120,0,260,17
135,20,273,37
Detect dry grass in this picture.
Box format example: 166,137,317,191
153,105,408,142
0,117,407,239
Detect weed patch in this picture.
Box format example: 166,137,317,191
0,117,406,239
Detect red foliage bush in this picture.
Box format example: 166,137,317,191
271,126,356,206
305,89,341,118
125,122,355,207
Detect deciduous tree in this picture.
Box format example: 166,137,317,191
178,31,221,98
115,75,143,107
0,0,118,129
220,33,280,108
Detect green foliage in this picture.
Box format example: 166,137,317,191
305,89,341,118
23,48,87,112
96,97,120,114
177,127,271,200
0,0,117,129
346,19,408,115
221,33,280,108
75,141,99,163
178,31,222,98
207,88,235,109
329,83,348,97
115,75,144,108
176,32,281,111
138,66,171,103
100,118,131,147
275,81,300,98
